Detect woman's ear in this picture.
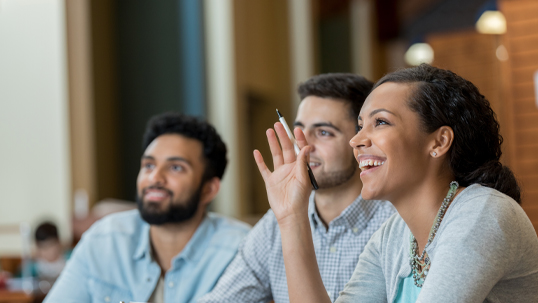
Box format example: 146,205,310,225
429,126,454,158
200,177,221,207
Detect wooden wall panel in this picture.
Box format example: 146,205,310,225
511,51,538,68
516,129,538,145
517,113,538,129
520,176,538,191
510,35,538,53
512,85,535,99
517,161,538,177
514,98,538,114
501,0,538,232
517,145,538,162
526,192,538,204
509,20,538,37
511,66,538,84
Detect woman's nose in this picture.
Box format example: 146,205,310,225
349,128,370,150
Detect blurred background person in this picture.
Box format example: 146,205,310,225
30,222,71,281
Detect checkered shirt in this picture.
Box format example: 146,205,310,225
198,192,396,303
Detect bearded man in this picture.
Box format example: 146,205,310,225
45,113,250,303
199,74,395,303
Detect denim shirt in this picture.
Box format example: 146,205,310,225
44,210,250,303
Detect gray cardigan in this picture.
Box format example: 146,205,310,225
336,184,538,303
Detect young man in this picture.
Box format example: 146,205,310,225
199,74,395,303
45,113,250,303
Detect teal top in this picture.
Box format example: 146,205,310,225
394,273,421,303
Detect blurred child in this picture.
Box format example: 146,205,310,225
32,222,70,280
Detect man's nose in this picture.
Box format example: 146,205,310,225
149,166,166,184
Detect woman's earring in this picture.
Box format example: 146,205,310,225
431,151,437,157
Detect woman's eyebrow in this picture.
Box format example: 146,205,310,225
358,108,397,122
369,108,396,117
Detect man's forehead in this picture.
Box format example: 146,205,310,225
295,101,354,128
143,134,204,162
298,95,353,116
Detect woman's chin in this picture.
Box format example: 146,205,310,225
360,188,380,201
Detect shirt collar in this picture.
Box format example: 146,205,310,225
174,214,212,263
132,214,213,264
308,191,380,231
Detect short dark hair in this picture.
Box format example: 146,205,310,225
142,112,227,181
375,64,520,203
35,222,59,243
298,73,374,120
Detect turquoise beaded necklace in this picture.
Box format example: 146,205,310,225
409,181,459,287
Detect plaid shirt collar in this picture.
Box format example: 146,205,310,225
308,191,380,233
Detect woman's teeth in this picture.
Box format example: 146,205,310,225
359,160,385,171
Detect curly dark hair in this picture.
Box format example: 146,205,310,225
142,112,227,181
374,64,520,203
298,73,373,120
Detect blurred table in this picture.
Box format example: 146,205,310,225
0,289,33,303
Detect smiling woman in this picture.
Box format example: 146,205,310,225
254,64,538,303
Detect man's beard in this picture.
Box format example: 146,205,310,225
136,184,203,225
315,156,358,189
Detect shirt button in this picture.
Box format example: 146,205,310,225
329,246,337,253
168,281,174,288
104,296,111,302
327,291,332,298
353,227,359,233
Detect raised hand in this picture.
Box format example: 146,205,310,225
254,122,331,303
253,122,313,225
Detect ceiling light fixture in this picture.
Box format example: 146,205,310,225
476,10,507,34
404,43,434,66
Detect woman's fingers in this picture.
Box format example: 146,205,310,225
294,127,308,150
253,149,271,181
294,127,311,163
274,122,297,164
296,145,311,180
266,128,283,169
261,123,304,176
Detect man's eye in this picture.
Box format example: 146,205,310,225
318,130,332,136
144,163,155,170
171,165,184,172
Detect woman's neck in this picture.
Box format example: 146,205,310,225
391,176,455,254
